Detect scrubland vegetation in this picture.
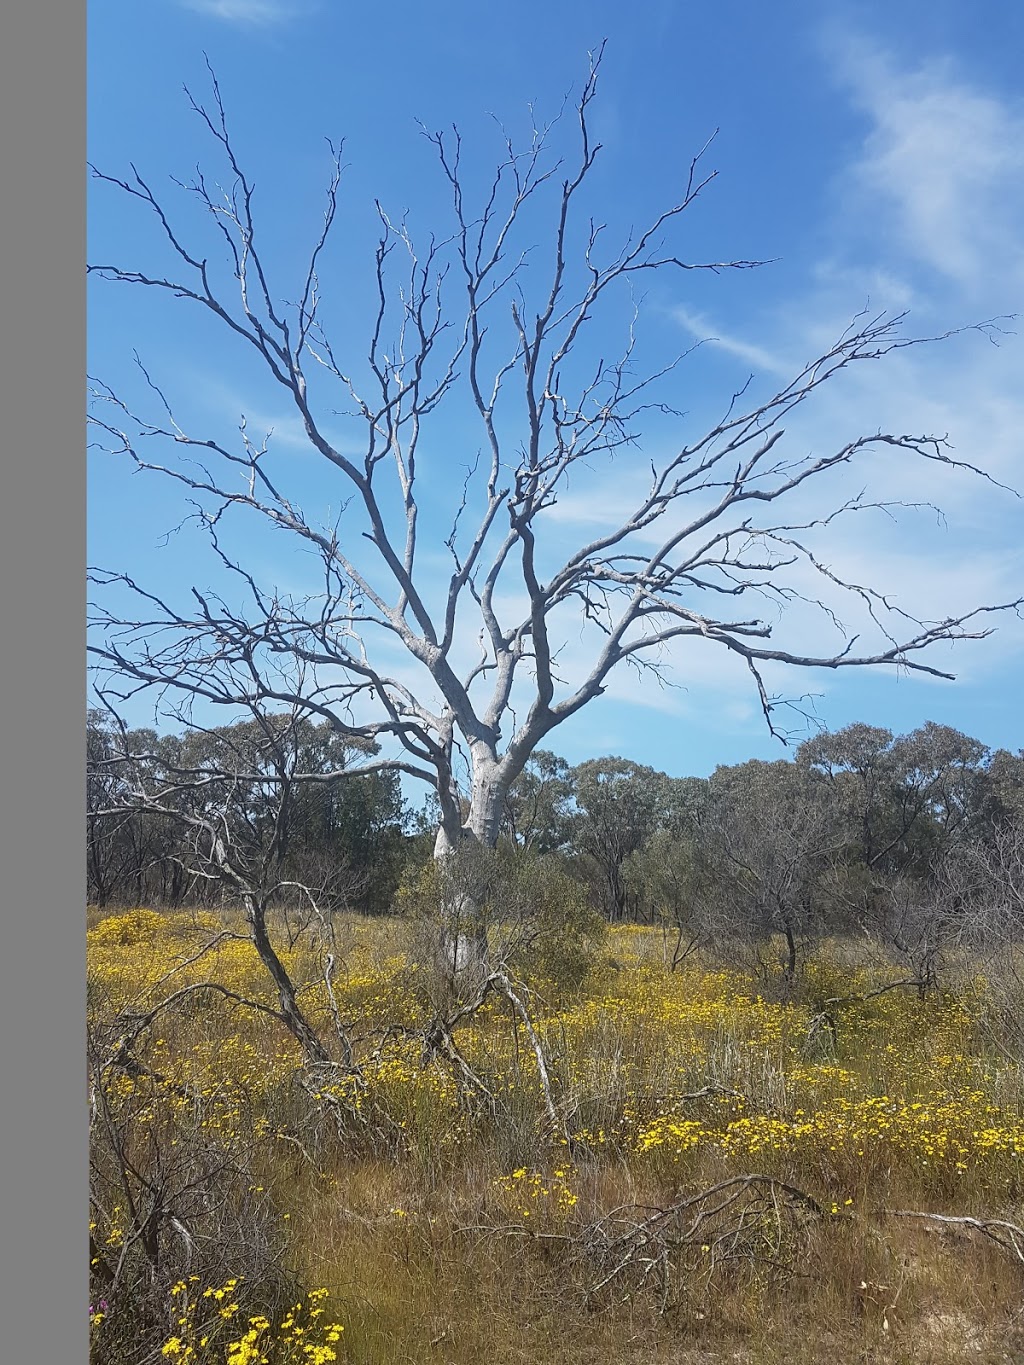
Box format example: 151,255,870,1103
89,898,1024,1365
87,717,1024,1361
86,46,1024,1361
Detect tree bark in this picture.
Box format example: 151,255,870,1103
242,893,330,1065
433,752,507,973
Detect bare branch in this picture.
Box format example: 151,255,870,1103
89,56,1021,913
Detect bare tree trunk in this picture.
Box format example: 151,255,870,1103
242,893,330,1065
87,819,110,908
782,917,798,983
433,828,492,975
433,755,507,974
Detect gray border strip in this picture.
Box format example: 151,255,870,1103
0,3,86,1357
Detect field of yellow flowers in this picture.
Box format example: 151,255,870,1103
88,907,1024,1364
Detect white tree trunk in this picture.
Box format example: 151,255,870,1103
433,751,506,975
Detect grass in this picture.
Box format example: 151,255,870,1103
87,906,1024,1363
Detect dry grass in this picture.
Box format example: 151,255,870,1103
88,909,1024,1364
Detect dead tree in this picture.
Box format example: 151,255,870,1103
89,47,1021,965
89,703,353,1063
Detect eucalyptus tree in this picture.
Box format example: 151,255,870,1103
622,775,710,959
500,749,573,856
87,711,189,907
87,708,130,908
696,759,844,981
568,757,673,920
976,748,1024,834
89,50,1019,964
796,721,991,880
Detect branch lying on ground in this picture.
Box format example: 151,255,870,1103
582,1174,827,1312
464,1173,827,1315
804,978,931,1055
884,1209,1024,1267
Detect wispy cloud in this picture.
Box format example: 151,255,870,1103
671,305,791,378
648,28,1024,698
184,374,368,458
177,0,313,25
826,31,1024,294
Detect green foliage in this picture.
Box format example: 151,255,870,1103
87,712,409,914
796,720,992,880
501,750,574,855
567,757,674,920
396,844,605,995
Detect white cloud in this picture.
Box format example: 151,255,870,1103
177,0,312,24
183,374,368,458
537,482,634,530
826,32,1024,294
631,30,1024,703
671,305,792,378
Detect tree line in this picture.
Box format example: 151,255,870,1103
88,710,1024,982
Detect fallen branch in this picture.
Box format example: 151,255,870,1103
491,969,561,1136
805,979,928,1056
884,1209,1024,1266
582,1174,827,1312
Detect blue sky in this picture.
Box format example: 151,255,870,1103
88,0,1024,786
